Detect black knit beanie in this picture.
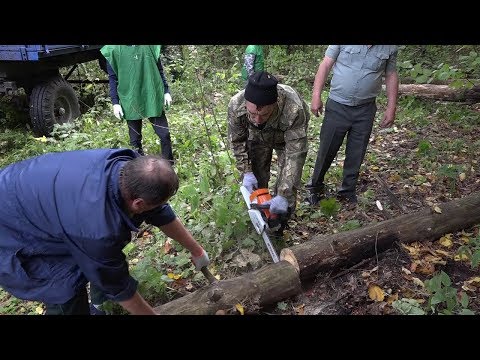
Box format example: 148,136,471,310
244,71,278,106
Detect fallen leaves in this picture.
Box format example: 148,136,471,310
438,234,453,248
466,277,480,287
368,284,385,302
435,249,452,258
386,293,399,305
294,304,305,315
412,277,425,288
410,260,436,275
235,303,245,315
164,239,173,254
361,266,378,278
462,277,480,293
402,243,422,257
167,272,181,280
454,253,470,262
388,174,402,183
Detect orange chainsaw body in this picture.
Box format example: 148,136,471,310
249,188,276,220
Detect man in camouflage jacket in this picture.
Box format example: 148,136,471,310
228,71,309,220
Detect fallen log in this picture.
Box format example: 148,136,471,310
154,260,301,315
281,192,480,280
395,83,480,102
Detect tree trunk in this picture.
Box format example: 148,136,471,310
154,261,301,315
281,192,480,280
396,83,480,102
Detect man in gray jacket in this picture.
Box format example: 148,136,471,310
306,45,399,205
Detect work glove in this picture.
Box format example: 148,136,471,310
164,93,172,110
113,104,124,120
192,249,210,270
263,195,289,215
242,172,258,193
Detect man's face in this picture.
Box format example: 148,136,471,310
245,101,276,125
129,198,166,215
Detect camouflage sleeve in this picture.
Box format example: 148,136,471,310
277,100,309,200
244,53,256,78
227,104,252,174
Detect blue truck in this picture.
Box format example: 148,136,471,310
0,45,105,136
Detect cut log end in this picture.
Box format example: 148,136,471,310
280,248,299,273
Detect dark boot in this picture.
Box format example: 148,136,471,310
304,184,325,206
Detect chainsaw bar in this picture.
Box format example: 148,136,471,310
240,185,280,263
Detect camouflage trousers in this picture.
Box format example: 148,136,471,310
248,140,297,212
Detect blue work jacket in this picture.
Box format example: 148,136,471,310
0,148,176,304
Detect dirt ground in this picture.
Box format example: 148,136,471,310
259,99,480,315
143,99,480,316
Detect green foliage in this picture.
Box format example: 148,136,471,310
130,257,168,303
266,45,327,95
172,46,244,108
361,189,375,201
417,140,431,156
398,45,480,86
0,91,29,129
406,61,474,88
458,50,480,77
436,164,462,193
340,220,361,232
392,298,426,315
319,197,340,218
0,290,41,315
424,271,474,315
457,234,480,269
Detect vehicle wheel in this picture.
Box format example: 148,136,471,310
29,75,80,136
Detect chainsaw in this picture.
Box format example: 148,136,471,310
240,186,281,263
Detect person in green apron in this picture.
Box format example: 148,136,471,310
241,45,264,87
101,45,174,162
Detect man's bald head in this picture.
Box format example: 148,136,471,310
121,155,179,206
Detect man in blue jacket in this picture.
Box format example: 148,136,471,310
0,148,209,315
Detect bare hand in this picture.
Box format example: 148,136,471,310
310,98,324,117
380,109,395,128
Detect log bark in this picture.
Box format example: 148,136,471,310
281,192,480,280
154,261,301,315
396,83,480,102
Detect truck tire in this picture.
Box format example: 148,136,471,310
29,75,80,136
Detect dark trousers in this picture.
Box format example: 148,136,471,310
44,285,107,315
307,99,376,197
127,112,174,161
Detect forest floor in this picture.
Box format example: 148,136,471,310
1,94,480,316
144,97,480,316
261,98,480,315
